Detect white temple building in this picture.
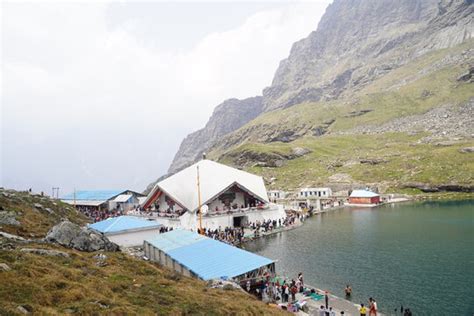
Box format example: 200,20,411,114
141,160,285,230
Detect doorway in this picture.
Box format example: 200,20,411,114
233,216,247,227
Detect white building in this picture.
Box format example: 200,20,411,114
61,190,144,212
268,190,286,201
298,187,332,199
88,216,163,247
141,160,286,230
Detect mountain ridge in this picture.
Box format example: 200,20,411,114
162,0,473,193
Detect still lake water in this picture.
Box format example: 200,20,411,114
244,200,474,315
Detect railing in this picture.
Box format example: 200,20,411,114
204,205,272,217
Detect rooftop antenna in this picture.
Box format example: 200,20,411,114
197,165,203,234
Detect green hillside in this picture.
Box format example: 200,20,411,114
209,42,474,193
0,190,284,315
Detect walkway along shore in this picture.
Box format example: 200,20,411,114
239,201,397,315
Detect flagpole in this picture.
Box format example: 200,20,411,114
197,166,203,234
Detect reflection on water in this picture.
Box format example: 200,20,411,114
243,200,474,315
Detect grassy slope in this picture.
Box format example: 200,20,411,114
0,190,88,238
0,190,284,315
210,42,474,192
231,133,473,190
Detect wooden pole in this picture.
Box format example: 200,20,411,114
197,166,203,234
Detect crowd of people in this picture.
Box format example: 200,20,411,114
242,270,386,316
248,213,304,237
195,213,305,245
201,226,245,245
77,206,123,223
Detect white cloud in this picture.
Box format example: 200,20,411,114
1,1,329,194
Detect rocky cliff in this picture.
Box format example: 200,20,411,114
263,0,473,111
166,0,473,192
168,96,263,174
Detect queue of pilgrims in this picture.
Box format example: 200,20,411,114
200,213,303,245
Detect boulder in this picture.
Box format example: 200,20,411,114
34,203,44,210
0,211,21,226
207,279,244,292
0,263,11,271
291,147,312,157
17,305,32,315
45,221,119,252
459,147,474,153
0,231,26,241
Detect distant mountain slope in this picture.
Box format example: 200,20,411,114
167,96,263,174
263,0,473,111
165,0,473,194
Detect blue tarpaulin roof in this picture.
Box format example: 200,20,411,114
89,216,162,233
146,229,206,252
146,230,273,280
61,190,124,201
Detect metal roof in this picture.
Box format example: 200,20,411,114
147,229,207,252
146,230,273,280
61,190,124,201
62,200,106,207
114,194,132,203
89,216,162,234
350,189,379,198
143,160,269,212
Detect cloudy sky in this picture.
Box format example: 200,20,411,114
1,0,329,196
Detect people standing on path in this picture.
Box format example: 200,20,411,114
298,272,304,291
282,282,289,302
359,303,367,316
369,297,377,316
329,307,336,316
290,282,297,302
344,285,352,298
318,306,326,316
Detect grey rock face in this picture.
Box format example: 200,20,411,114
167,96,263,174
45,221,119,252
166,0,473,176
403,182,474,192
336,98,474,142
263,0,473,111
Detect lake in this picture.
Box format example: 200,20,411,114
243,200,474,315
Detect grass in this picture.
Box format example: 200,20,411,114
0,247,284,315
0,191,285,315
0,190,88,238
207,41,474,194
218,41,473,142
217,133,474,193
